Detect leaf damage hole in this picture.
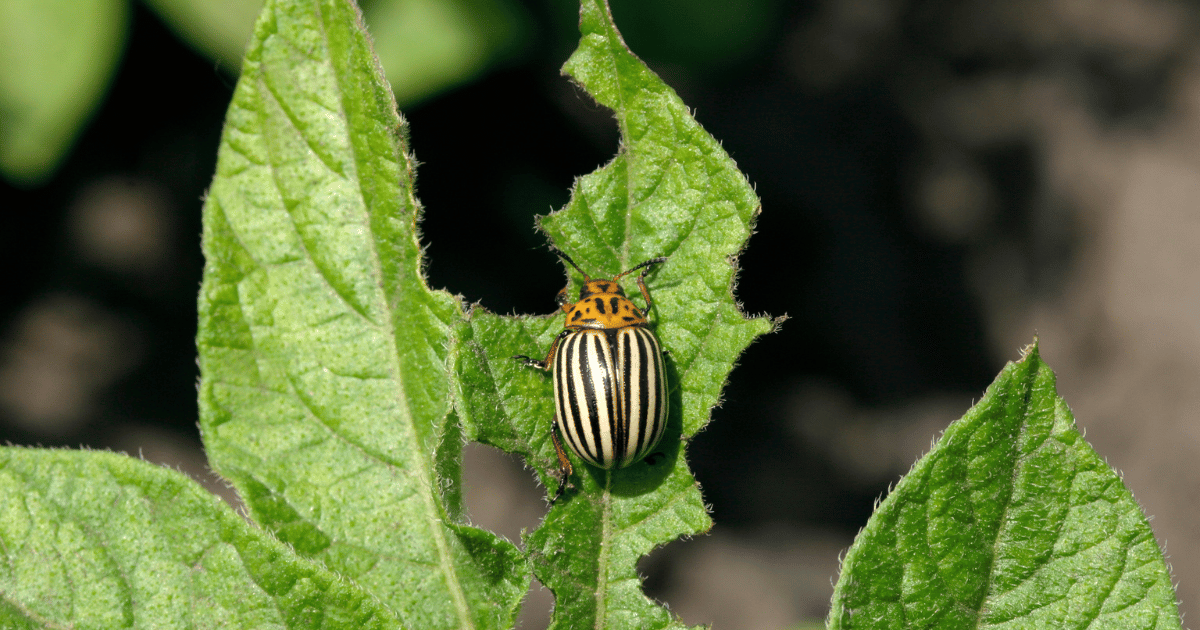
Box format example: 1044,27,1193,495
461,442,553,628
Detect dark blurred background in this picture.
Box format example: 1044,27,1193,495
2,0,1198,628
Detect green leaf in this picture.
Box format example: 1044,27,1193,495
0,447,401,629
454,0,777,628
0,0,127,186
828,341,1183,630
195,1,527,628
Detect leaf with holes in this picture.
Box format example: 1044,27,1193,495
196,0,528,628
828,342,1182,630
453,1,778,628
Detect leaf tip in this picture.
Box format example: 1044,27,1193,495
1018,335,1040,362
768,313,789,334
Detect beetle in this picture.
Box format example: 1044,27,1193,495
514,250,669,501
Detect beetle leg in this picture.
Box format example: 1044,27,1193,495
513,329,571,370
511,355,545,369
550,420,574,504
539,328,571,366
636,270,654,313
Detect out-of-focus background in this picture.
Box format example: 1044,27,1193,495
2,0,1197,627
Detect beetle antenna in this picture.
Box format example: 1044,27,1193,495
551,247,590,281
614,256,668,281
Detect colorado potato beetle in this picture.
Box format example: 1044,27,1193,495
514,251,669,501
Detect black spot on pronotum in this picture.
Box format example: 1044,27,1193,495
622,316,635,322
572,311,583,322
610,297,620,313
594,298,606,314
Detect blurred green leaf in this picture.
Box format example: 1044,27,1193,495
365,0,529,107
145,0,529,106
0,0,127,186
0,447,402,629
454,0,777,628
828,341,1182,629
142,0,264,73
608,0,781,76
196,0,527,628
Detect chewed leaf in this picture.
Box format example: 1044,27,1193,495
828,342,1183,630
454,0,778,628
196,0,528,628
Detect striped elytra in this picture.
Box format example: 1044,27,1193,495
552,327,668,469
512,252,669,501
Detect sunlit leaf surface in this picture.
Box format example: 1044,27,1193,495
829,342,1182,630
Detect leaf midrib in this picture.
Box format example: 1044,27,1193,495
582,9,676,630
974,357,1041,629
587,0,635,269
596,470,614,630
269,1,475,626
343,90,477,630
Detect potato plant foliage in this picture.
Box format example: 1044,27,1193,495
0,1,1182,629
